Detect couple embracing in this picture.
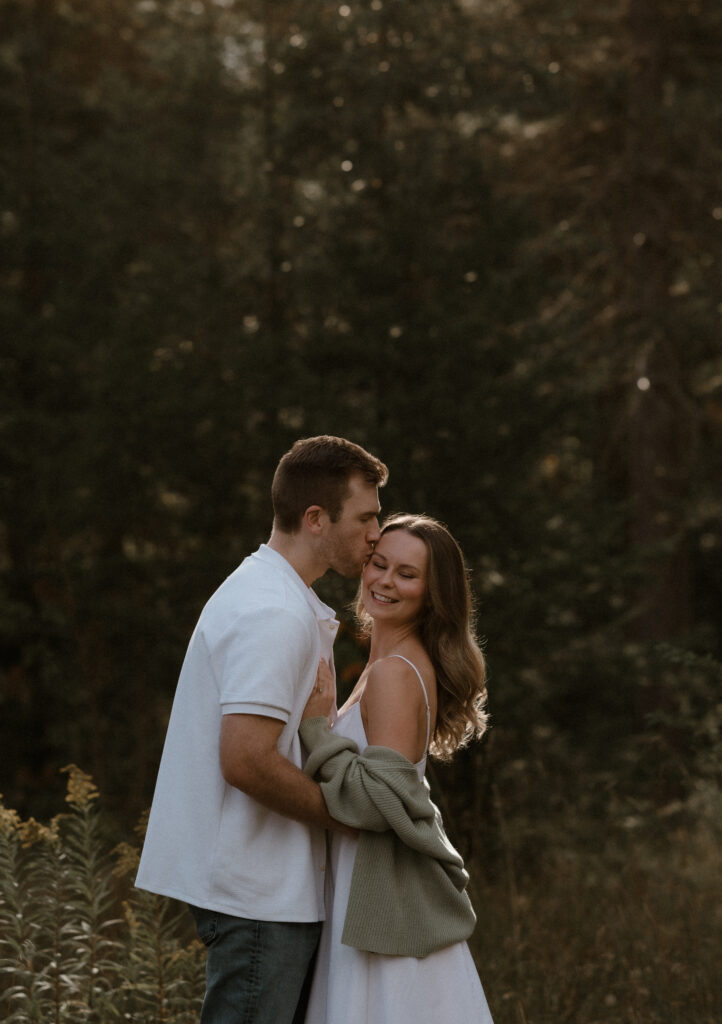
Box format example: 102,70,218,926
136,435,494,1024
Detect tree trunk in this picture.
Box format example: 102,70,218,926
622,0,694,644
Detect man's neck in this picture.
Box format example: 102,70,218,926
267,529,323,587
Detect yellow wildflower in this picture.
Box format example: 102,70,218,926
61,764,100,810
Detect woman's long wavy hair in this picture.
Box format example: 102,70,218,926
356,513,488,760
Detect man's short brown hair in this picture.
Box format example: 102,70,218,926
272,436,388,533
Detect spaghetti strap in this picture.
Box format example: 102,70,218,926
387,654,431,752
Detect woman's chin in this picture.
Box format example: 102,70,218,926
367,603,393,623
368,606,419,631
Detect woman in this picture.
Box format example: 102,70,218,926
300,513,494,1023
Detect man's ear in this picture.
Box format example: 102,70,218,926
303,505,327,535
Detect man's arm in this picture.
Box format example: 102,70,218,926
220,713,355,835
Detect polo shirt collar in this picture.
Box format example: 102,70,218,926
254,544,338,624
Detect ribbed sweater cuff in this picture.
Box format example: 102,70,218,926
298,715,331,750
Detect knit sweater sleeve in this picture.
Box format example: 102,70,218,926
299,716,466,875
299,715,411,831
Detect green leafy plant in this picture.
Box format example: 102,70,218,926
0,768,203,1023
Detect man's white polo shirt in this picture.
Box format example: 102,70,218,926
135,545,338,922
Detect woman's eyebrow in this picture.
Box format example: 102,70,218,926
377,560,421,572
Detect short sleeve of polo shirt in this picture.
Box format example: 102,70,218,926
204,606,315,723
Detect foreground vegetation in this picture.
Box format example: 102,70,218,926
0,767,204,1023
1,766,719,1024
471,793,721,1023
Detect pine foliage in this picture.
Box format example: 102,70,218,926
0,767,203,1024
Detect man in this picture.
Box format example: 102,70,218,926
136,435,388,1024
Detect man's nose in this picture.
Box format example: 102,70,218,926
367,518,381,544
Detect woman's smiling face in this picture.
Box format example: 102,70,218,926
361,528,428,627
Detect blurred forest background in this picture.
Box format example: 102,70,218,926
1,0,720,1020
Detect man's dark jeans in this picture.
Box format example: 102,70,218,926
189,905,321,1024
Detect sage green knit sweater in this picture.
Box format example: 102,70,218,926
299,715,477,958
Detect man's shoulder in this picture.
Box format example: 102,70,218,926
200,553,316,635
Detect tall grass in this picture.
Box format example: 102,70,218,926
470,784,722,1024
0,767,203,1023
1,767,719,1023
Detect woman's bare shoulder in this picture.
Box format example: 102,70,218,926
365,651,435,701
361,658,427,758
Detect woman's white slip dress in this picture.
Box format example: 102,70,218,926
304,655,494,1024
